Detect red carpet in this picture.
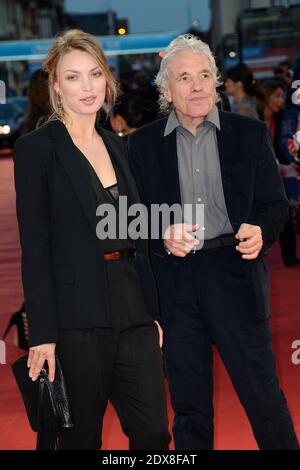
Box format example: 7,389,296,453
0,155,299,450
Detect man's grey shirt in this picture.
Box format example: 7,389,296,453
164,106,233,240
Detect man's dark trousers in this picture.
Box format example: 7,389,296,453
162,244,299,450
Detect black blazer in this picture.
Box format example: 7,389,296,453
13,119,159,347
128,110,289,320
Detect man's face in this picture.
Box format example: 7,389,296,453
164,50,217,123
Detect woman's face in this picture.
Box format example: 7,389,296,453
54,49,107,117
225,78,238,96
267,87,285,114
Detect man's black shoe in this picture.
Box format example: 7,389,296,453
284,257,300,267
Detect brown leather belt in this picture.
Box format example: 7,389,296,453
103,248,136,261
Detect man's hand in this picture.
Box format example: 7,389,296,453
154,321,163,349
163,223,200,257
235,223,263,260
27,343,56,382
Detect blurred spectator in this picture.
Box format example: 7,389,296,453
5,85,17,98
273,60,300,170
225,63,259,119
21,68,51,134
133,71,157,98
293,57,300,82
274,77,300,167
257,80,286,136
274,62,300,240
258,80,300,267
110,93,157,140
274,61,294,89
288,129,300,162
132,71,159,116
217,88,231,112
287,92,300,235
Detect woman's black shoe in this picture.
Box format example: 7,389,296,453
2,303,29,350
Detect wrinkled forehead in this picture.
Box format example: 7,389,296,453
167,50,213,76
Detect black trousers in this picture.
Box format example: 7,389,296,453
56,258,170,450
162,246,299,450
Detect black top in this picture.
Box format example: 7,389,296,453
105,183,119,201
78,146,135,253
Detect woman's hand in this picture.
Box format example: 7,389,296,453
27,343,56,382
154,321,164,349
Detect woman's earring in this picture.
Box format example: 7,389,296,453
57,92,64,118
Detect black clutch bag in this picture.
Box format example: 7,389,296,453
12,354,74,449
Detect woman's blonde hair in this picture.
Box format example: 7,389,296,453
43,29,117,119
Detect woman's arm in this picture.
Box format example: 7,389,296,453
14,134,58,380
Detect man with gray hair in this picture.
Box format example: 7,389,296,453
128,34,299,450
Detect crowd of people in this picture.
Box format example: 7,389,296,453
225,62,300,266
21,52,300,270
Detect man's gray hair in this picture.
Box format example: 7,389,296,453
155,34,222,114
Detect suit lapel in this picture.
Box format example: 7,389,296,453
161,128,182,205
96,125,141,206
217,111,234,214
48,119,97,238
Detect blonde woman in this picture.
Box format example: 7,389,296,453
13,29,169,450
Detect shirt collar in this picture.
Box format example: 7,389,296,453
164,105,221,137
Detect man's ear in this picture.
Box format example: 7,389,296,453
164,86,172,103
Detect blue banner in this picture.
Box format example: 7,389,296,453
0,32,178,62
